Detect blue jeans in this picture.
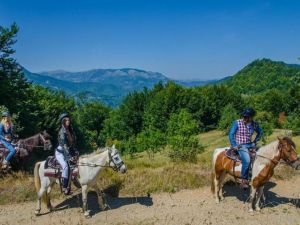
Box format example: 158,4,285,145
238,143,252,179
0,139,16,161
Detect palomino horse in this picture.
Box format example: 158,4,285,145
211,137,300,212
0,130,52,169
34,145,127,217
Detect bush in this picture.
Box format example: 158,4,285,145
167,109,203,162
136,128,166,158
283,113,300,135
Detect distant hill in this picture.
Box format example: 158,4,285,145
24,67,213,106
221,59,300,94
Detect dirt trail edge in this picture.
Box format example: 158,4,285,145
0,176,300,225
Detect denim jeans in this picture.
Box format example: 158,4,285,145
238,143,252,179
0,139,16,161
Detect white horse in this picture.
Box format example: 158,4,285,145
34,145,127,217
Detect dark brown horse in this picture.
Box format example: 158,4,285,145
211,137,300,212
0,130,52,170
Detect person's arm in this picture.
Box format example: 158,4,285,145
58,128,68,149
0,124,5,140
229,121,238,147
254,122,263,143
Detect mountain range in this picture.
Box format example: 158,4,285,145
23,58,300,106
23,67,217,106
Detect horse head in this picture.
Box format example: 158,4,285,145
108,145,127,173
39,130,52,151
278,137,300,169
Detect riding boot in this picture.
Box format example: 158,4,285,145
62,178,72,195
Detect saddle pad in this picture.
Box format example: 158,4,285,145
225,148,241,162
44,167,79,178
45,156,61,170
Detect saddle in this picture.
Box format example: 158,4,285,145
44,156,79,180
225,147,257,162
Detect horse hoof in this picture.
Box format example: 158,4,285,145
35,210,41,216
84,211,91,218
248,208,254,213
215,199,220,204
256,207,261,212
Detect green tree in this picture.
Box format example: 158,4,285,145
136,127,166,158
218,104,238,134
167,109,203,162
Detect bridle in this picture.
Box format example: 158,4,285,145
78,148,124,171
254,142,298,166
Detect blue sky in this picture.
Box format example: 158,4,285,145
1,0,300,79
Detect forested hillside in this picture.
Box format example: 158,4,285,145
1,23,300,163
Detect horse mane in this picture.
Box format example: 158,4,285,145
282,136,296,148
81,147,110,158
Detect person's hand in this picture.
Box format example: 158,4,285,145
251,142,257,148
5,136,11,142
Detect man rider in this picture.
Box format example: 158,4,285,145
229,107,263,188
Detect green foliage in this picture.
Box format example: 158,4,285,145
167,109,203,162
218,104,238,134
283,113,300,135
136,127,166,158
255,111,274,144
76,101,110,147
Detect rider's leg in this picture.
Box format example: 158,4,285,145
238,145,251,180
1,140,15,168
55,151,69,191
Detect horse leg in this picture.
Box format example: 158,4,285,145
248,186,257,212
218,171,226,201
255,186,264,211
96,187,107,210
81,184,90,218
46,183,54,211
214,171,221,203
35,187,46,215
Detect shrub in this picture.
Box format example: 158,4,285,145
167,109,203,162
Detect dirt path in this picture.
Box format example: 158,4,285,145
0,177,300,225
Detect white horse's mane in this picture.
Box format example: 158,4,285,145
80,147,110,158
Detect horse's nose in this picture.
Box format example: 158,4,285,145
121,165,127,173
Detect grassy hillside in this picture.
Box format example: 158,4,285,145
1,129,299,205
222,59,300,94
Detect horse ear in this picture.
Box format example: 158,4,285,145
277,137,283,142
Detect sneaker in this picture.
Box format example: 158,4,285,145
63,187,73,196
1,159,9,169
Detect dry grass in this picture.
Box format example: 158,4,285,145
0,129,299,205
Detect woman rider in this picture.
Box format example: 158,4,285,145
55,113,79,195
229,107,263,188
0,112,16,169
0,111,16,169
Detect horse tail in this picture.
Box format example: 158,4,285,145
34,162,41,192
